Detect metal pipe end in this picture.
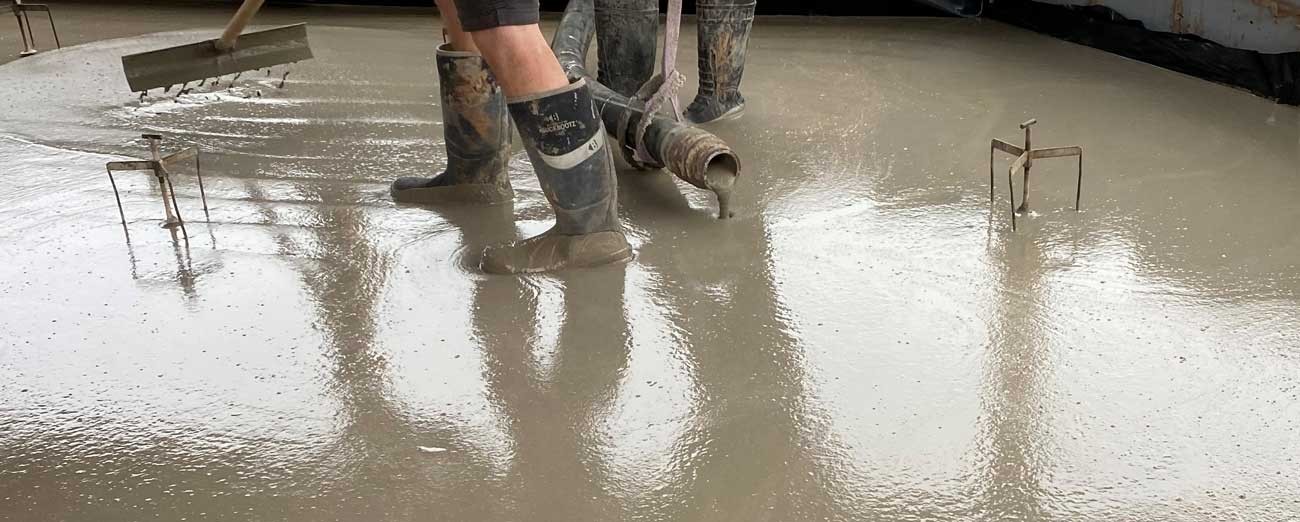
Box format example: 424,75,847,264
661,127,741,219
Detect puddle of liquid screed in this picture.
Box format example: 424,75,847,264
1,12,1299,522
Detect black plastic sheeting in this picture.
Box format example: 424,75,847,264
989,0,1299,105
910,0,982,16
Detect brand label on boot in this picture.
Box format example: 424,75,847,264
539,113,580,135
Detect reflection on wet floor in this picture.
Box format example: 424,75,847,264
971,233,1054,521
1,12,1299,522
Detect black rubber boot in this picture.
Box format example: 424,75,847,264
684,0,756,124
595,0,659,98
482,79,633,274
391,43,512,205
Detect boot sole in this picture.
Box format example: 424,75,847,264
687,103,745,125
480,236,635,275
481,247,634,275
391,183,513,206
575,245,634,270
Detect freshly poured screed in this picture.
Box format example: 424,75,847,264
0,9,1299,522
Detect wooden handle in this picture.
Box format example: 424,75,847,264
215,0,267,51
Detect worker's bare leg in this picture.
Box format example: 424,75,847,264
467,25,568,97
435,0,478,53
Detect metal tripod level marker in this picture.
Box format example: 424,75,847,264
989,119,1084,231
105,134,209,239
5,0,60,57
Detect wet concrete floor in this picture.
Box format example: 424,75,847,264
2,3,1299,521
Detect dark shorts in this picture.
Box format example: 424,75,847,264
453,0,540,32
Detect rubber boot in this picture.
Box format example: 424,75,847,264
684,0,756,124
595,0,659,98
391,44,512,205
481,79,633,274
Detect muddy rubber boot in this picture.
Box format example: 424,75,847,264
684,0,756,124
481,79,633,274
391,44,512,205
595,0,659,98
